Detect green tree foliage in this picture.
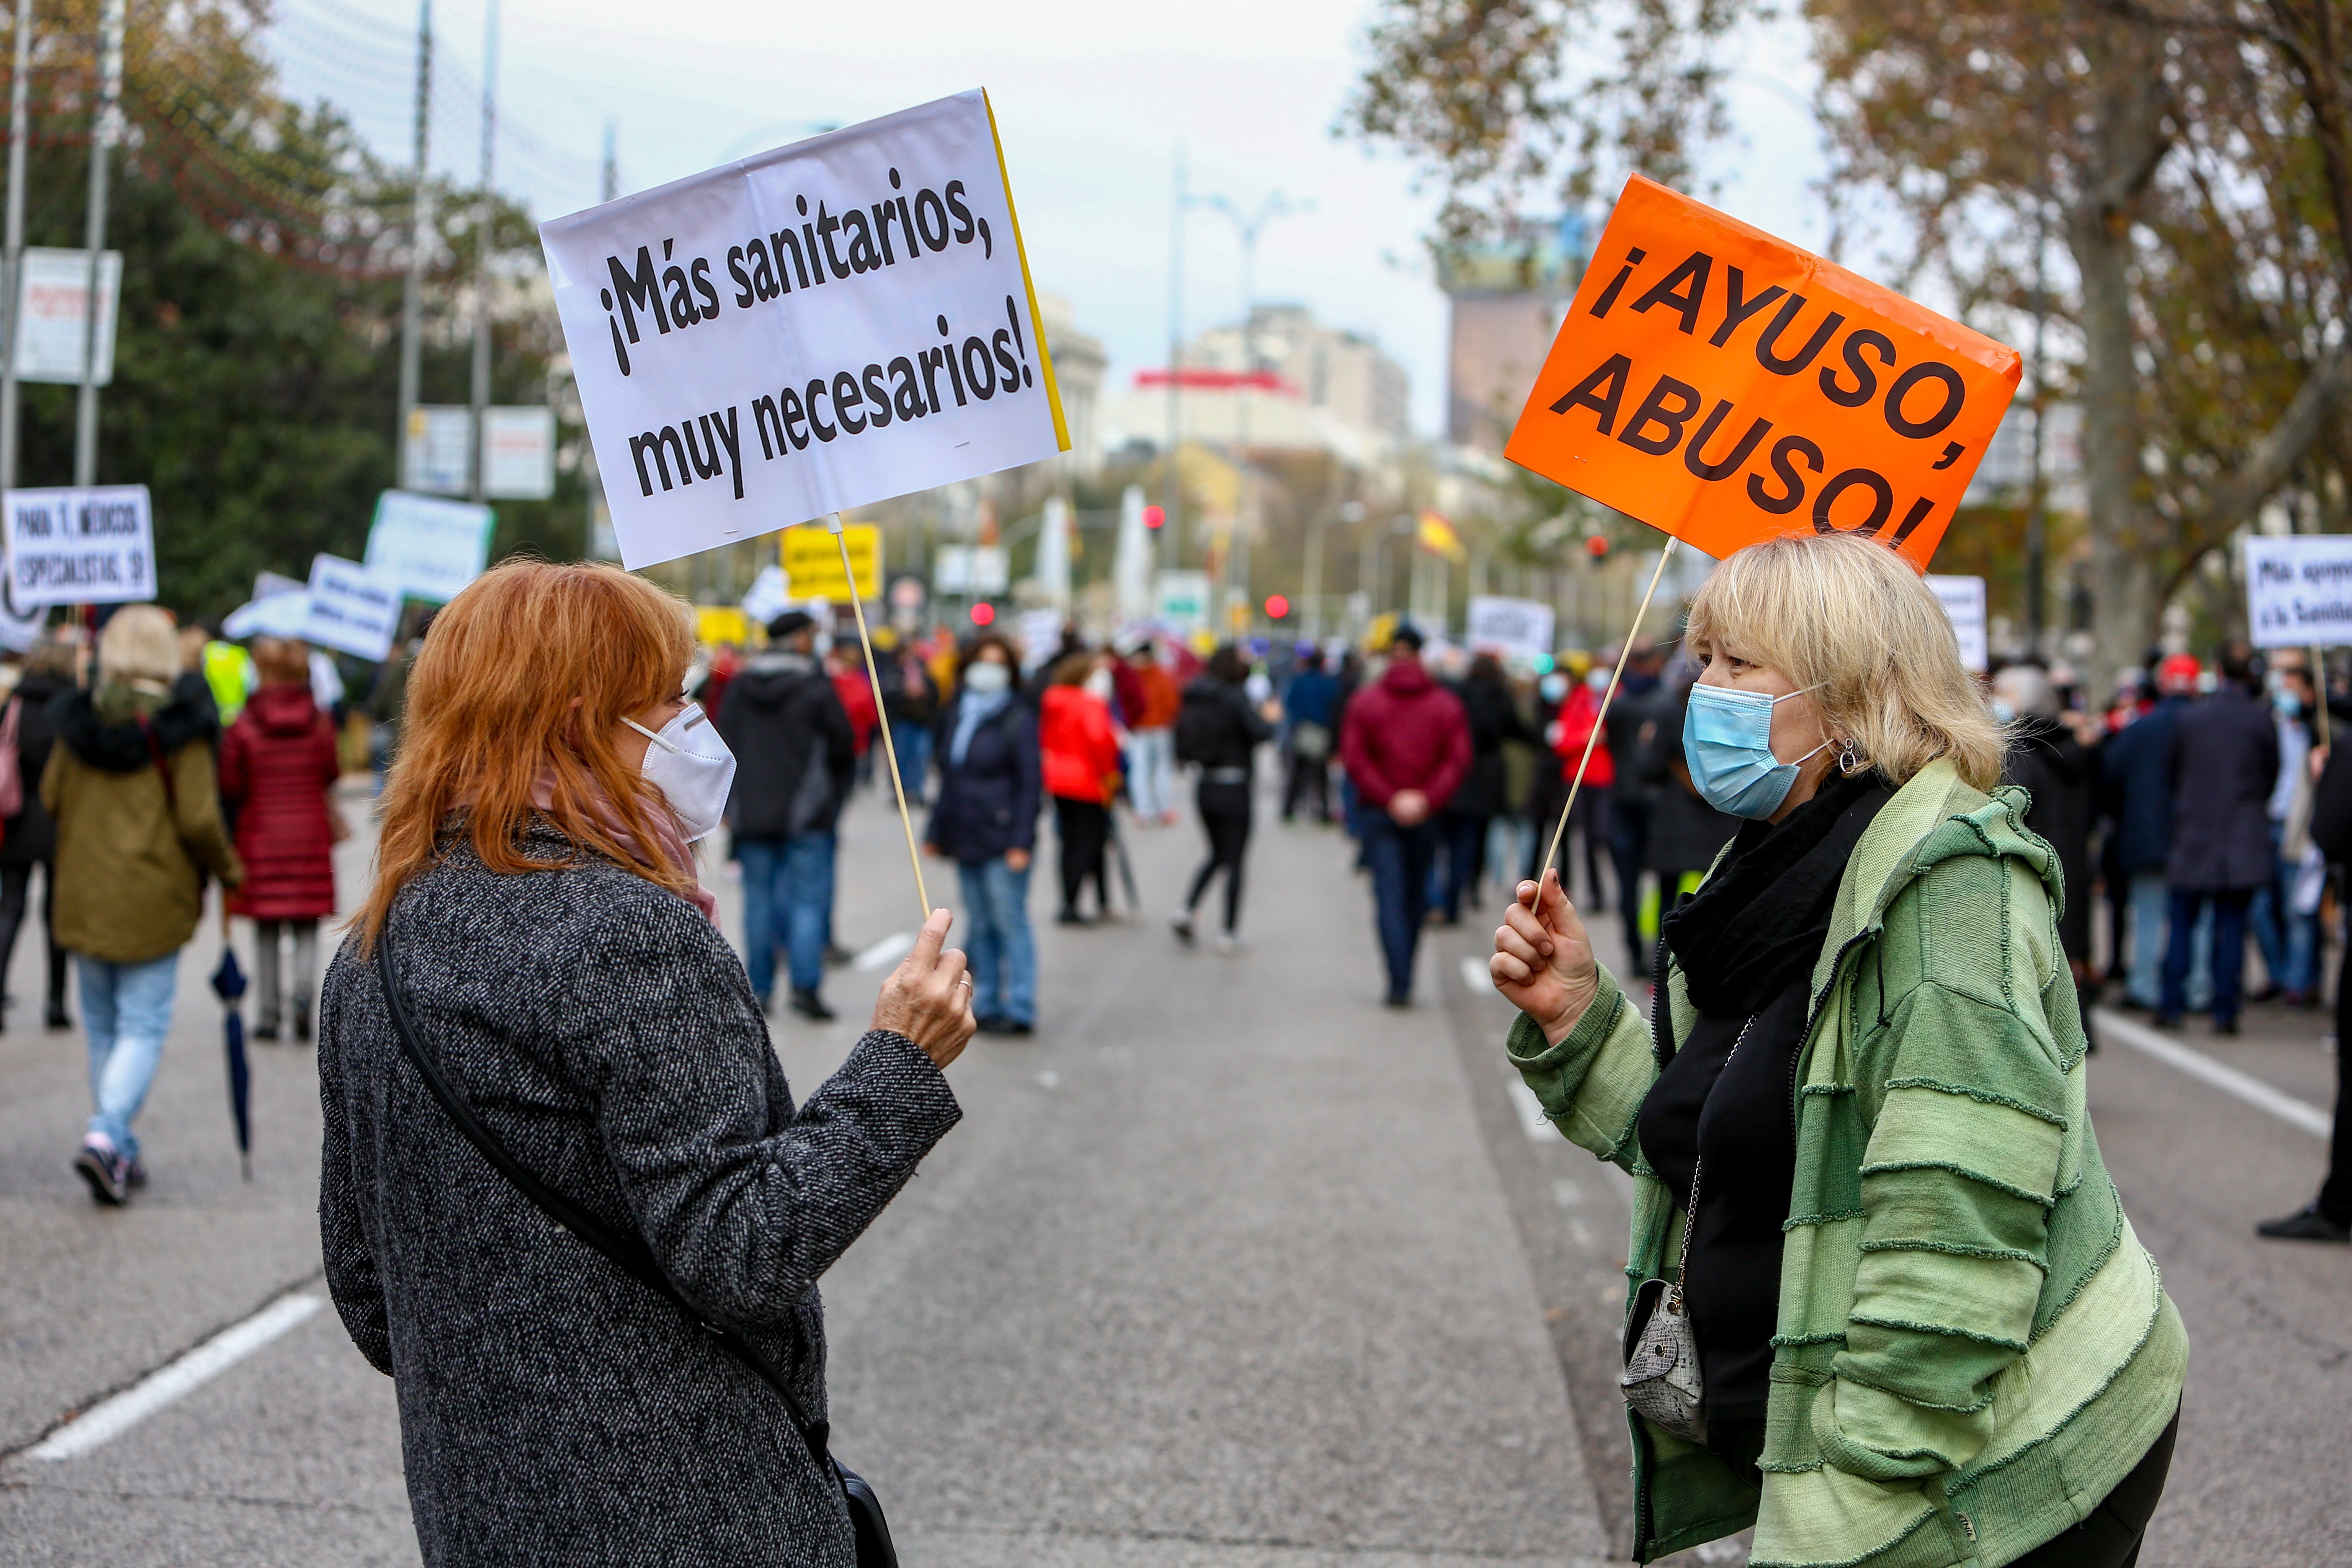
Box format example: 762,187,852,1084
5,0,574,621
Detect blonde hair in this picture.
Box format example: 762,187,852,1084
1684,532,2004,792
358,560,697,947
97,605,181,688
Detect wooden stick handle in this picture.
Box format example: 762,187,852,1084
828,515,932,926
1537,536,1679,894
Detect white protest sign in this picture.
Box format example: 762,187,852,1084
13,248,119,385
1926,574,1988,674
364,490,493,603
303,555,401,661
1017,608,1065,672
1465,595,1557,661
539,90,1068,572
740,563,791,627
223,589,314,641
0,577,43,652
2244,535,2352,649
2,485,153,607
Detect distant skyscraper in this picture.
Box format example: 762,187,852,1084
1440,217,1587,452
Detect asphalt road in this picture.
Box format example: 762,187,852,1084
1,772,2345,1567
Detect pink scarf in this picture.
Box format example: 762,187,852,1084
529,767,719,924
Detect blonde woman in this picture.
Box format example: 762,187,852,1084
1491,532,2185,1568
45,605,242,1204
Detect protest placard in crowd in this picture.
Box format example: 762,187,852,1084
364,491,493,603
1506,175,2020,570
540,89,1067,571
2,485,153,608
783,522,880,602
303,554,401,661
1926,574,1988,672
740,562,790,627
2243,534,2352,648
1465,595,1557,662
0,579,43,652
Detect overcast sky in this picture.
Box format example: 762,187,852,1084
270,0,1828,439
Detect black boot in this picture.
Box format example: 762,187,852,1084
789,988,836,1022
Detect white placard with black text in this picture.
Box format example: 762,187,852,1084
1927,574,1988,674
3,485,153,607
1465,596,1557,662
2244,535,2352,649
303,554,402,661
539,90,1067,571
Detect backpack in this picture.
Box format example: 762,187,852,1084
1173,686,1225,767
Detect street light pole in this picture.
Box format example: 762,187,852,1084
467,0,498,505
1162,141,1184,574
72,0,122,488
0,0,35,488
396,0,432,491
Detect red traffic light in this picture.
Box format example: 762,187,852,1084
1584,534,1609,559
1264,594,1290,619
970,602,996,626
1144,504,1165,529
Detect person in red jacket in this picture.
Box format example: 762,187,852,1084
219,636,342,1041
1338,623,1471,1006
1040,650,1124,924
1549,654,1616,910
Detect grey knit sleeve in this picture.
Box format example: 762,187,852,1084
315,956,394,1375
557,898,963,1329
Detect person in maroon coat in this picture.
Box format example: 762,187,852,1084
220,637,342,1040
1338,624,1471,1006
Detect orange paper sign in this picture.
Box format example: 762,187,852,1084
1504,176,2022,569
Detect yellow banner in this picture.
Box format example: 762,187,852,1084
783,523,881,603
695,605,748,647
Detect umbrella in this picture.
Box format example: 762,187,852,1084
210,946,252,1180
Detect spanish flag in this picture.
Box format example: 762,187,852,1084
1415,509,1466,562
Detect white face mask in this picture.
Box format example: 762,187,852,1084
624,703,736,842
963,660,1011,695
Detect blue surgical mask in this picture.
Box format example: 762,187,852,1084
1539,673,1568,701
2276,693,2304,718
1682,681,1828,820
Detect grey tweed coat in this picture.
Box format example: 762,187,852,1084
318,820,961,1567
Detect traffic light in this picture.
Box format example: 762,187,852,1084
1144,504,1165,529
1265,594,1290,619
970,602,996,626
1585,534,1609,560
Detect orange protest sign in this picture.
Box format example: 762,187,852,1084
1504,175,2021,570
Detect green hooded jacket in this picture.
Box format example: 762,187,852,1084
1506,759,2187,1567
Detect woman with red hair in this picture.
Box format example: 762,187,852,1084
316,560,975,1566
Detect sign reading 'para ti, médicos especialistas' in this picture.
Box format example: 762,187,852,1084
1506,176,2021,570
3,485,153,608
540,89,1067,572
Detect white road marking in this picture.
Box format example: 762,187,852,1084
853,931,915,971
1568,1218,1596,1249
29,1292,323,1461
1551,1177,1584,1209
1461,955,1492,996
1037,1070,1061,1089
2094,1008,2330,1138
1504,1077,1555,1142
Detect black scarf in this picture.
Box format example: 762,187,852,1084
1662,768,1894,1016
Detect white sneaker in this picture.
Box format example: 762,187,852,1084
1211,932,1240,956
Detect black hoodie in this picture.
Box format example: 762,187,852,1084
715,649,854,838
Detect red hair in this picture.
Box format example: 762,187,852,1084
357,560,696,946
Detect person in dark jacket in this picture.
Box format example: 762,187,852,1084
2159,645,2279,1033
1996,664,2099,1043
1439,652,1526,923
0,637,76,1029
318,559,974,1568
1339,625,1471,1005
1602,642,1666,975
2098,653,2199,1008
1172,644,1274,952
874,628,941,806
925,632,1041,1034
2263,727,2352,1242
717,610,856,1021
220,637,344,1041
1280,648,1340,823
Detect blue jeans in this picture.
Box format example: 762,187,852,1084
2127,872,2209,1011
890,721,932,804
958,857,1035,1026
2249,824,2318,997
737,833,835,1000
1365,815,1441,1001
2161,887,2251,1025
79,950,180,1162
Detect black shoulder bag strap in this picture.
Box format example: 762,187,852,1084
373,932,897,1566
